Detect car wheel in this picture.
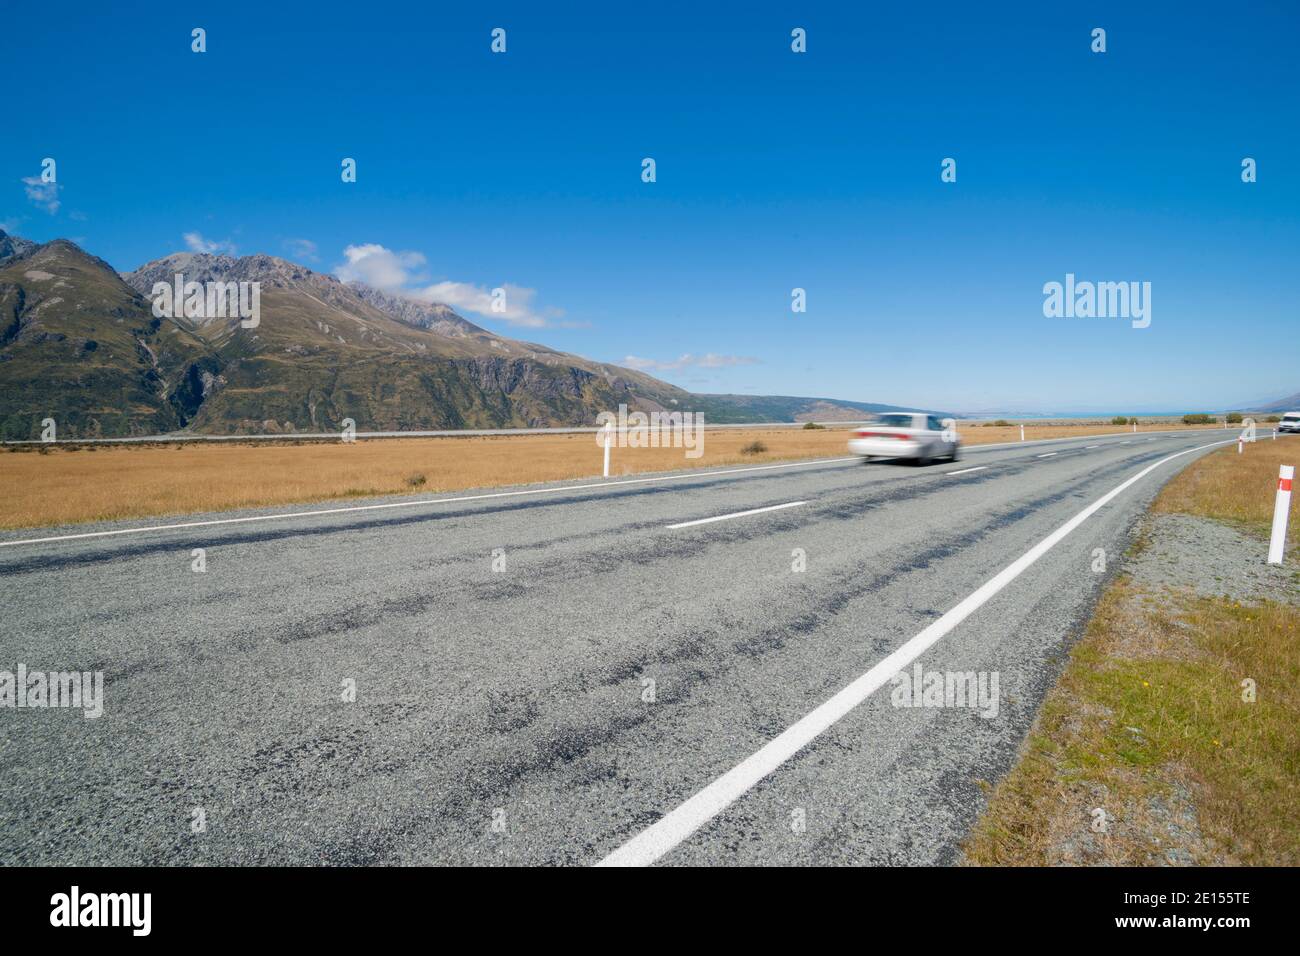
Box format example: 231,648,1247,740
950,445,961,462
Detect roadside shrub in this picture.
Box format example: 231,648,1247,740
405,473,427,487
801,421,825,430
1225,412,1243,424
1265,415,1281,423
740,440,767,455
1111,416,1128,426
991,419,1011,427
1182,413,1213,425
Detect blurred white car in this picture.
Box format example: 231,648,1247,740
849,413,960,464
1279,412,1300,434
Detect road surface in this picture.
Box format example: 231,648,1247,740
0,430,1251,865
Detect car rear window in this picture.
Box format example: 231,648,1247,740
870,414,915,428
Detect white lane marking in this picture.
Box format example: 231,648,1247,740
667,501,807,529
0,459,856,549
0,429,1215,550
1085,444,1100,449
1036,452,1057,458
1120,441,1131,445
597,437,1234,867
945,466,987,476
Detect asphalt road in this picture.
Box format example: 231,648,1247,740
0,429,1254,865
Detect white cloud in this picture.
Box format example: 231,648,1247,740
283,238,319,262
334,243,554,327
335,243,427,290
22,177,60,214
183,231,238,255
622,353,760,371
411,281,546,328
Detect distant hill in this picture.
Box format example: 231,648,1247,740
1244,391,1300,414
689,394,951,423
0,231,933,438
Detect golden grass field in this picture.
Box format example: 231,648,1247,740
1154,436,1300,543
965,436,1300,866
0,420,1234,530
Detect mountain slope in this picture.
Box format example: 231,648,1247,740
0,241,219,439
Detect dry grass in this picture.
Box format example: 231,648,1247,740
966,439,1300,866
0,421,1225,530
1154,436,1300,542
964,581,1300,866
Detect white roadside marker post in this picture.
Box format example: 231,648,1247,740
1267,465,1293,565
1238,437,1244,454
1132,422,1137,433
603,421,612,478
1020,424,1024,442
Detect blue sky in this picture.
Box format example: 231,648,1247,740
3,1,1297,413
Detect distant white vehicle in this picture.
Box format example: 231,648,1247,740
849,413,960,465
1279,412,1300,434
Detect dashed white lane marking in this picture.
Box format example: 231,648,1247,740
1036,452,1058,458
667,501,807,529
597,437,1235,867
1120,441,1131,445
1085,444,1101,449
945,466,987,476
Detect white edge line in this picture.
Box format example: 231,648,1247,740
1036,452,1058,458
596,437,1234,867
0,428,1211,550
1085,444,1101,449
666,501,807,529
945,466,987,476
0,458,857,549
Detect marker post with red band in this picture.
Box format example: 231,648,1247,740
1268,465,1294,565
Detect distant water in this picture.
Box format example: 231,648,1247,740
971,411,1217,420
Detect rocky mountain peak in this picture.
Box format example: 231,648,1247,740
347,283,492,339
0,228,38,263
122,251,335,293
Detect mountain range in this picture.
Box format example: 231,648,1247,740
0,230,930,440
